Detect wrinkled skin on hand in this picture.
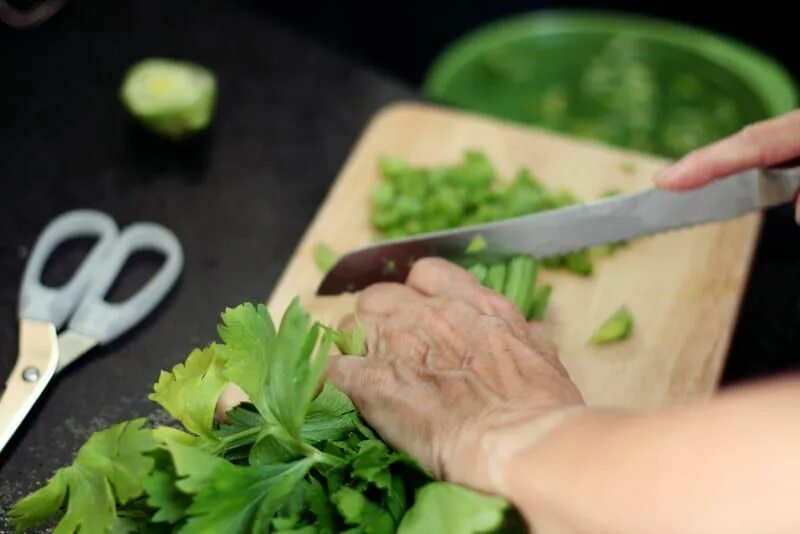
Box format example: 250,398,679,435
327,258,584,493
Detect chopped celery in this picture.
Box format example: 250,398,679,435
467,263,489,284
465,234,488,254
527,285,553,321
121,58,216,139
313,243,340,274
589,306,634,345
502,256,539,315
484,263,507,293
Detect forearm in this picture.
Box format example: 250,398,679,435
495,375,800,533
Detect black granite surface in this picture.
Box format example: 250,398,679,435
1,0,799,528
0,0,413,524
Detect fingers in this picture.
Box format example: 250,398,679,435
215,383,250,423
407,258,524,323
356,282,424,316
654,110,800,190
326,354,401,418
326,354,367,400
527,321,559,361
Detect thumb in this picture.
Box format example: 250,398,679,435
326,353,370,403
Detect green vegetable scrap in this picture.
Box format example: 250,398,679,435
370,151,627,277
10,300,513,534
527,285,553,322
121,58,217,140
588,305,634,345
465,234,488,254
468,262,489,284
314,243,341,274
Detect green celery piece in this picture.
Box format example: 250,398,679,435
249,435,299,465
378,155,410,182
511,168,544,192
213,405,265,455
9,419,158,533
467,263,488,284
541,255,565,269
331,487,395,532
426,188,463,222
161,439,226,495
527,284,553,321
502,256,539,315
397,482,509,534
403,219,423,235
422,215,450,232
143,467,190,524
465,234,488,254
301,383,359,443
371,183,396,209
180,459,313,533
351,440,394,490
216,303,276,419
457,150,494,189
370,209,401,231
565,251,593,276
268,299,332,439
300,412,360,444
506,187,548,216
550,188,580,208
331,324,366,356
149,344,227,440
307,477,337,533
386,474,408,524
308,382,357,418
120,58,216,140
589,306,634,345
314,243,340,274
396,171,427,198
8,468,68,532
484,263,507,293
395,196,424,218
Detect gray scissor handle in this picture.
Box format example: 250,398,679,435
68,223,183,344
18,210,119,328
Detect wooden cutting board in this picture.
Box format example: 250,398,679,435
267,103,761,410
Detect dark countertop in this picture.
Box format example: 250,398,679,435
0,0,413,524
1,0,799,527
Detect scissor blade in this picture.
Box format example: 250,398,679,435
0,320,59,454
57,330,98,372
317,168,799,295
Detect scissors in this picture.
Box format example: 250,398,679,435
0,210,183,454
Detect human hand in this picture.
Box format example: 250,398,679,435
654,109,800,223
326,258,584,494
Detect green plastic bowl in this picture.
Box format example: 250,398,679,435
424,11,798,158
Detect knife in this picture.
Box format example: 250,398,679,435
317,165,800,296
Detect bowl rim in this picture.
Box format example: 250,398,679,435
424,10,798,116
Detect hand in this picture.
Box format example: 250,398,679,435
326,258,584,494
654,109,800,223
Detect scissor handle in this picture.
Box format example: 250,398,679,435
18,210,119,328
67,222,183,344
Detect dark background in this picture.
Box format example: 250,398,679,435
0,0,798,527
251,0,800,85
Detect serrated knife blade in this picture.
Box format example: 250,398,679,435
317,166,800,296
